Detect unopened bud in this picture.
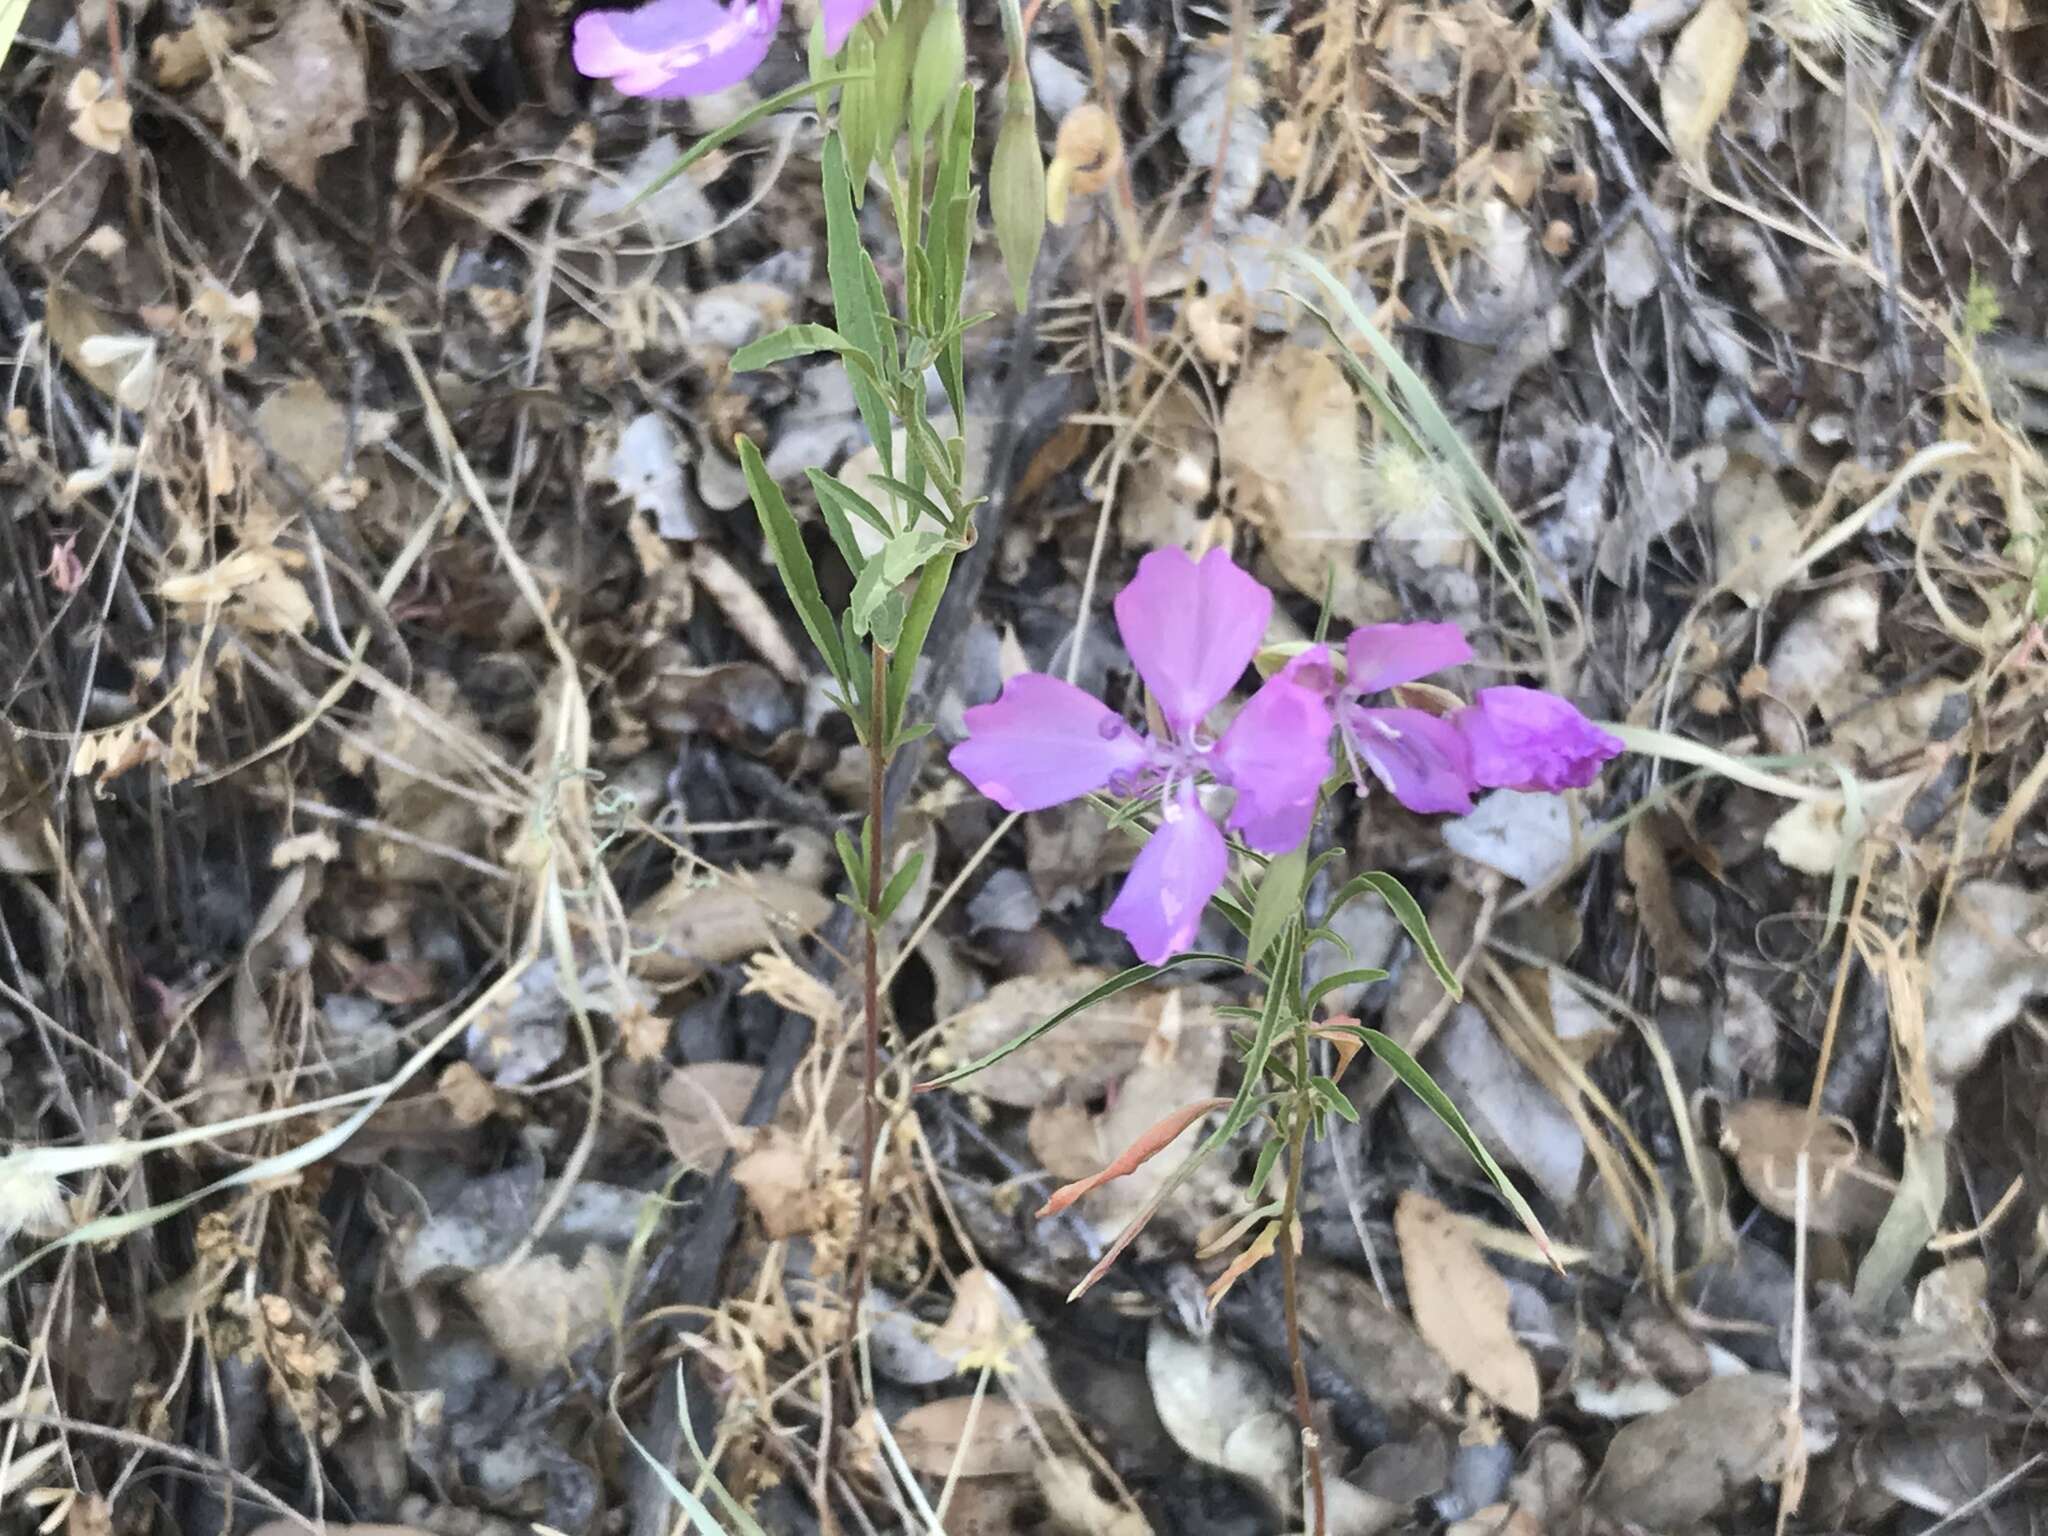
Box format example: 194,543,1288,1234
1046,103,1120,225
990,71,1045,313
909,0,965,147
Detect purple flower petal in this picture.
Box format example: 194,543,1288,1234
1347,706,1475,815
1213,659,1334,852
1113,548,1272,738
821,0,877,51
1344,622,1473,695
948,673,1150,812
1456,686,1624,792
1103,786,1228,964
573,0,781,98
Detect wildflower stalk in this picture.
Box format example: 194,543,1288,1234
846,640,889,1394
1278,1045,1327,1536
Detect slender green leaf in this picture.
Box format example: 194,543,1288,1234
803,469,872,575
1286,251,1546,638
730,322,865,374
835,827,867,898
1247,1136,1285,1198
823,135,896,476
1310,1075,1360,1123
626,72,870,212
1332,870,1460,998
738,436,847,685
877,850,926,924
807,467,896,541
1352,1027,1555,1264
918,954,1234,1091
1303,967,1390,1013
1246,846,1307,972
886,545,955,739
869,472,954,532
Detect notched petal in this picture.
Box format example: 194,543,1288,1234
1103,786,1228,963
948,673,1150,812
1343,622,1472,696
1213,663,1334,852
1113,548,1272,738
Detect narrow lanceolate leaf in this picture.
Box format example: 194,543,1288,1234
1354,1027,1558,1269
1245,845,1307,972
917,954,1233,1092
1310,1075,1359,1123
886,545,954,742
1303,967,1390,1012
929,84,978,422
628,72,870,212
876,849,925,925
804,468,876,575
1333,870,1460,998
730,323,865,374
738,436,847,685
822,134,896,475
834,826,868,900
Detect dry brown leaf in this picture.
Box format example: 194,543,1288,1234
1717,1098,1894,1235
1221,345,1384,621
1037,1457,1150,1536
1592,1372,1792,1525
930,1268,1057,1399
1146,1323,1295,1506
197,0,367,190
890,1396,1038,1477
159,547,315,635
658,1062,763,1170
150,11,244,88
1756,582,1881,755
11,82,118,265
732,1127,833,1239
1296,1260,1459,1426
65,71,133,154
1394,1190,1540,1418
1709,450,1800,606
1027,1102,1103,1182
1623,816,1702,975
461,1248,619,1376
1661,0,1750,168
689,546,804,683
1077,992,1228,1236
1040,1096,1231,1217
628,853,834,988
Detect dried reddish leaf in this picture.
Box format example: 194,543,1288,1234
1037,1096,1229,1218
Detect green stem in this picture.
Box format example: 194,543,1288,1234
846,641,890,1400
1278,1061,1326,1536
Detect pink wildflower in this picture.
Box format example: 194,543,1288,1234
948,549,1333,963
573,0,876,99
1455,686,1623,792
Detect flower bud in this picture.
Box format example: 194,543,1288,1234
909,0,965,147
990,71,1045,313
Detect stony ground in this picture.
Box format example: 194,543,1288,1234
3,2,2047,1535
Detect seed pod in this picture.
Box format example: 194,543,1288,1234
990,71,1045,313
909,0,965,148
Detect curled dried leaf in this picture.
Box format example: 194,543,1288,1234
1038,1097,1230,1217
